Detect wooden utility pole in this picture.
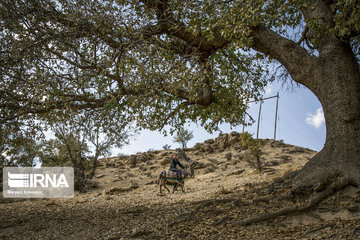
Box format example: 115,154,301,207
256,100,263,139
274,92,279,140
242,113,246,133
246,93,279,139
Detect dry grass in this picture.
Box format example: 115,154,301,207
1,138,359,239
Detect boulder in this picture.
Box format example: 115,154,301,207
215,133,229,150
203,144,214,153
193,143,203,150
235,150,251,160
269,140,286,148
228,131,240,146
204,139,215,144
137,153,150,163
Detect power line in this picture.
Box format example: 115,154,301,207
243,93,279,139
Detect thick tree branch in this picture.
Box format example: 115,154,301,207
140,0,229,58
250,26,316,87
297,26,309,44
300,0,345,55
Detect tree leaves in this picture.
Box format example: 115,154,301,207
1,0,358,146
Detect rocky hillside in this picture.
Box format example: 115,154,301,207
1,132,360,240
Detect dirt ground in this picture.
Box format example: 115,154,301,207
1,136,360,240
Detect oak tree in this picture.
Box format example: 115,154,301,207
1,0,359,194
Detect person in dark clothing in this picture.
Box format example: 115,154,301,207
170,153,185,182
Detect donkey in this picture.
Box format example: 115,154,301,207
158,163,194,194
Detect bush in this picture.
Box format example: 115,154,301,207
162,144,171,150
240,132,263,172
173,128,193,149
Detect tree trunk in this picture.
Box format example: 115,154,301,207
291,42,360,194
87,155,99,179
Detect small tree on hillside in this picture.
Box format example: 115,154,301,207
240,132,263,172
162,144,171,150
39,111,135,191
86,111,134,179
0,125,39,188
173,128,193,149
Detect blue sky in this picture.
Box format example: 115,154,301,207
117,82,326,155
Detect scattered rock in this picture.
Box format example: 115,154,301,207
95,174,105,178
216,186,233,195
128,229,152,238
204,139,214,144
269,140,286,148
105,195,113,200
160,157,171,166
282,148,301,154
139,166,147,171
208,158,218,164
203,164,217,174
160,151,171,157
193,143,203,150
267,160,280,166
126,172,136,178
216,133,229,150
145,180,157,185
224,152,232,161
129,155,137,168
105,185,138,195
228,131,240,146
138,152,153,162
201,144,214,153
227,169,245,176
105,162,115,168
193,162,206,169
236,150,251,160
230,159,240,165
277,155,292,162
347,205,359,212
76,199,86,204
113,175,122,182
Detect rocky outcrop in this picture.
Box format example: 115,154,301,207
192,131,243,153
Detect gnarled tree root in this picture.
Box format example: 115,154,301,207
234,177,351,226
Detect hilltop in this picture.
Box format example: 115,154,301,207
1,132,359,239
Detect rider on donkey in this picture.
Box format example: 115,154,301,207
169,153,185,183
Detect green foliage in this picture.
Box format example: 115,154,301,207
0,0,359,149
0,123,40,182
38,110,135,179
0,0,271,135
240,132,261,154
330,0,360,38
38,136,89,168
162,144,171,150
240,132,263,171
173,128,194,149
0,124,39,167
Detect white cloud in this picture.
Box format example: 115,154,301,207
264,85,273,95
306,108,325,128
